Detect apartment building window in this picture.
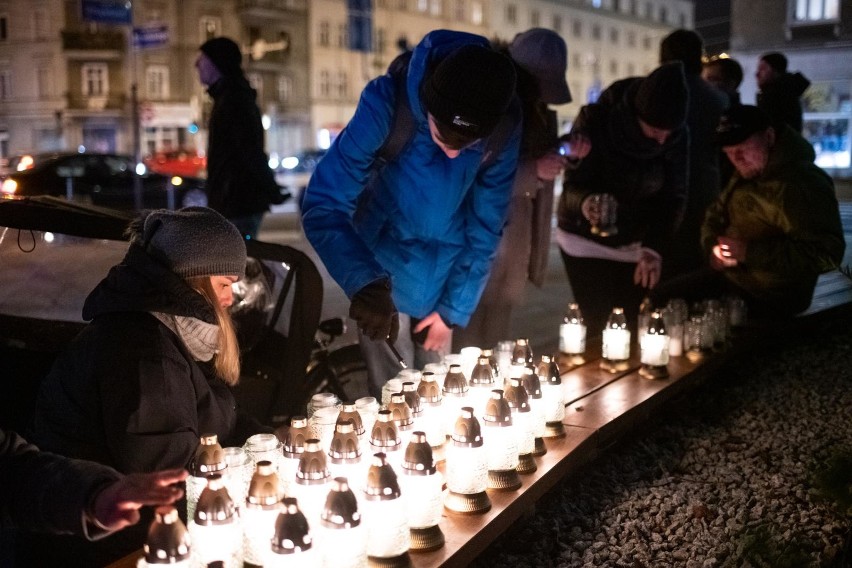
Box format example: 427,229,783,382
417,0,427,12
0,70,10,100
319,70,330,97
573,19,582,38
506,4,517,25
82,63,107,97
36,67,51,99
530,9,540,26
375,28,387,54
146,65,169,100
794,0,839,21
552,14,563,32
319,21,330,46
397,0,407,10
609,27,619,44
337,23,348,49
627,30,636,47
0,15,7,41
591,23,601,40
643,35,651,50
627,62,635,75
431,0,442,16
659,6,668,24
609,60,618,76
277,75,292,103
199,16,220,42
471,1,482,24
336,71,347,99
32,8,48,40
454,0,465,21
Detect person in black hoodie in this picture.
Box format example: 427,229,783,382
197,36,284,238
755,51,810,133
23,207,249,566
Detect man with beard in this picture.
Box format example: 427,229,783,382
654,105,844,316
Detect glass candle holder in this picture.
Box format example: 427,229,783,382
422,362,448,389
559,303,587,366
188,474,242,568
512,338,534,367
307,392,340,420
337,401,365,440
368,409,402,471
441,364,469,439
444,407,491,515
317,478,367,568
726,294,748,327
639,311,669,379
327,419,365,492
400,432,445,552
308,405,340,455
493,340,515,381
387,392,414,450
242,460,283,566
362,453,410,563
381,378,404,406
482,389,521,491
221,447,253,516
416,372,446,457
243,432,283,476
138,506,191,568
537,355,565,438
186,434,227,524
281,416,309,496
601,307,631,372
504,376,536,474
468,355,497,420
292,439,332,528
685,314,709,362
519,366,547,456
662,305,684,358
354,397,379,444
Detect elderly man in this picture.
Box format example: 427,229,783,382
654,105,844,316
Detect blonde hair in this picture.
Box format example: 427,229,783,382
187,276,241,386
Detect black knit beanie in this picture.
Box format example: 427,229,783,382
137,207,246,279
199,37,243,77
423,44,517,139
632,62,688,130
660,29,704,75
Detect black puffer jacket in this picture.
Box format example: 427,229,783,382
558,78,688,255
757,71,810,133
30,244,238,475
206,75,281,218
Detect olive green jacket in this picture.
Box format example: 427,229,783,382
701,126,845,313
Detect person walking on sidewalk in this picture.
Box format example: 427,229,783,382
196,36,284,238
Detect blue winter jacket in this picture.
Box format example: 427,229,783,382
301,30,521,327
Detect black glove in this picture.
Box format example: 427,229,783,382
349,279,399,342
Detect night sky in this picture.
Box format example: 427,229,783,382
693,0,732,55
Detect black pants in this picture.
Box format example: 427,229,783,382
559,252,648,340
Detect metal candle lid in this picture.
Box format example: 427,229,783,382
520,366,542,399
401,381,422,415
369,409,401,450
451,407,484,448
295,439,331,485
190,433,226,477
194,474,236,526
387,393,413,429
283,416,309,458
443,364,469,395
537,355,562,386
470,357,496,386
402,431,436,475
417,372,442,405
271,497,313,555
328,420,361,463
504,378,531,412
512,338,533,365
143,506,191,564
364,453,401,501
483,390,513,427
246,460,281,508
321,477,361,529
336,402,365,436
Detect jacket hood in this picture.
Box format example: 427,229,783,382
765,125,817,177
405,30,492,126
207,74,257,102
771,72,811,97
82,244,217,323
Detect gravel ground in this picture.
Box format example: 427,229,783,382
472,318,852,568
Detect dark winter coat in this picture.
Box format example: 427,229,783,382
206,74,281,218
757,72,811,133
557,78,688,256
702,126,844,313
0,429,120,536
30,244,238,475
664,72,730,278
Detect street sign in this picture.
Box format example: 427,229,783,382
81,0,132,25
133,24,169,49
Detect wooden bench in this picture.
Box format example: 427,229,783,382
105,270,852,568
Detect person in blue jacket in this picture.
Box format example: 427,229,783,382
301,30,521,397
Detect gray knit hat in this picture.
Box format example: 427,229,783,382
134,207,246,279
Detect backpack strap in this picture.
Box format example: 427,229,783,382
376,50,415,167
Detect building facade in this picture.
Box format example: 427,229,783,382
0,0,692,161
730,0,852,176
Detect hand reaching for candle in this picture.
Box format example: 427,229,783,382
711,236,746,269
89,469,187,531
536,153,568,181
634,250,662,289
413,312,452,354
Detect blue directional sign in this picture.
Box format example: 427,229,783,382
133,24,168,49
347,0,372,52
81,0,133,25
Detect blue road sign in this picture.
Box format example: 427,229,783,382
133,24,168,49
81,0,132,25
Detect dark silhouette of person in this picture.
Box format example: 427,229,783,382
755,52,810,133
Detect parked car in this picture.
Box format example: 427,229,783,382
275,148,327,207
143,149,207,178
0,152,207,210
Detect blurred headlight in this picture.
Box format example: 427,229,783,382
16,155,34,171
1,178,18,195
281,156,299,170
171,176,183,186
